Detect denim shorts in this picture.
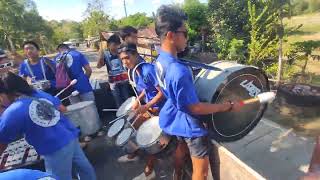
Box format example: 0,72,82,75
177,136,210,158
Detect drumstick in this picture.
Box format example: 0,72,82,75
102,109,118,112
239,92,276,106
109,113,127,124
55,79,78,97
61,91,79,102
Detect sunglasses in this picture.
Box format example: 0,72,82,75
175,31,188,38
0,62,13,69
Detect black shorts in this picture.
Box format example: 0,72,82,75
177,136,210,158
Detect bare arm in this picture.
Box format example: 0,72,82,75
97,50,105,69
137,90,146,102
144,86,163,109
83,64,92,78
59,105,67,113
188,102,232,115
0,144,7,156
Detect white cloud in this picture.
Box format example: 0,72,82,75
152,0,161,6
109,0,135,19
38,3,86,22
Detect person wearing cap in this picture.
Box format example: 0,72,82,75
56,43,100,142
56,43,94,104
19,41,56,95
117,43,165,179
0,49,14,74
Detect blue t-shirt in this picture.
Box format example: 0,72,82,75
55,50,92,94
130,62,165,109
0,169,56,180
155,50,207,138
0,90,79,155
103,50,126,76
19,58,56,88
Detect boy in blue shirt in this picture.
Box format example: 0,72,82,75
19,41,56,95
118,43,165,179
154,5,242,180
97,34,130,108
0,72,96,180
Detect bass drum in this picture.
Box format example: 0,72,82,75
194,61,270,142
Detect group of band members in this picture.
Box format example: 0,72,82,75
2,4,318,180
0,4,243,180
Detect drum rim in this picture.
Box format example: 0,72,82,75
107,118,125,137
115,128,133,146
116,97,136,117
211,72,268,138
66,101,95,112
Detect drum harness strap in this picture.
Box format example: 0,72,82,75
25,57,47,81
128,61,153,126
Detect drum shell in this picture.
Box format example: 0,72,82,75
138,132,171,155
65,101,102,136
194,61,270,142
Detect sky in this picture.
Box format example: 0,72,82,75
34,0,208,22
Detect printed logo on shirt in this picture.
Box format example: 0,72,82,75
143,75,150,84
110,59,122,71
29,98,60,127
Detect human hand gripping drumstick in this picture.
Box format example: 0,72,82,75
231,92,276,111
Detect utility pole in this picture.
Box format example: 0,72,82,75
124,0,128,17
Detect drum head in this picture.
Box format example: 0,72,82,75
116,128,133,146
107,119,125,138
208,67,269,142
136,116,161,147
66,101,93,112
116,97,136,117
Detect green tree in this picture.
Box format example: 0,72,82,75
0,0,55,53
0,0,26,51
182,0,208,44
117,13,153,29
207,0,256,59
82,10,110,38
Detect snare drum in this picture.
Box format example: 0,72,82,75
136,116,175,156
116,97,136,117
107,118,126,138
115,128,139,154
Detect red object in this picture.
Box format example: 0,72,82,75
109,73,129,83
239,101,245,107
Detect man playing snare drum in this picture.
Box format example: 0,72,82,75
154,5,243,180
118,43,165,179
